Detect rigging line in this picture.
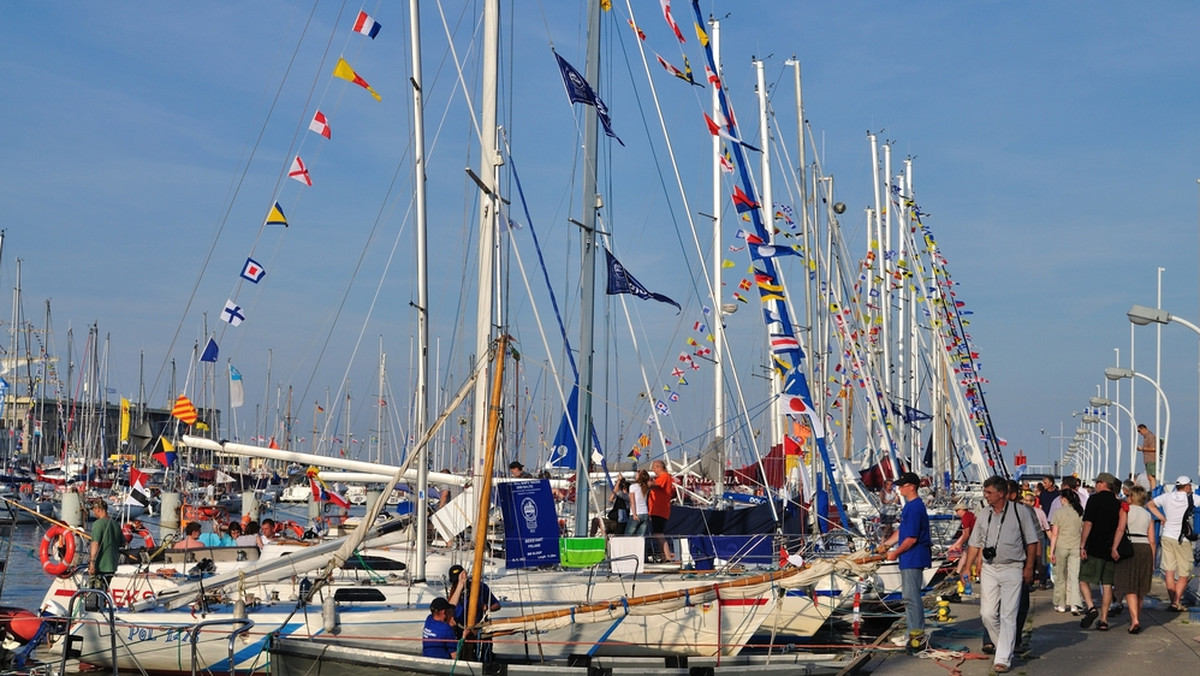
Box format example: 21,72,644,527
228,0,356,358
434,0,485,146
268,1,474,440
148,0,324,405
616,0,713,312
608,35,773,492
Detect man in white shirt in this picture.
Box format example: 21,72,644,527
1148,475,1200,611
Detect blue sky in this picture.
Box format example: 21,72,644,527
2,2,1200,482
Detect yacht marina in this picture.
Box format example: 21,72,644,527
4,1,1200,676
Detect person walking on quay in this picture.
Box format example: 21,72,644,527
1137,424,1158,490
1147,475,1200,611
1114,485,1155,633
965,475,1039,673
1007,479,1044,654
1079,473,1121,630
876,472,933,648
1049,488,1084,614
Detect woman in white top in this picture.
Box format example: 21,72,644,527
625,470,651,536
1113,485,1155,634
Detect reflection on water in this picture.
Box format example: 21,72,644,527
2,524,51,611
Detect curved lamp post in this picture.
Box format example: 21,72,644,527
1105,366,1170,483
1082,413,1121,477
1076,431,1103,478
1128,304,1200,478
1090,396,1136,481
1071,435,1096,478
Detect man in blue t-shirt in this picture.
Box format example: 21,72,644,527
422,597,458,659
877,472,933,643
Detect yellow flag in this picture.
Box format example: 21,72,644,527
600,0,612,9
161,437,175,453
722,259,735,268
333,58,382,101
120,397,130,443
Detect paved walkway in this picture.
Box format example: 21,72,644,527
859,576,1200,675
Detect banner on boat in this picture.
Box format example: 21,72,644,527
498,480,560,568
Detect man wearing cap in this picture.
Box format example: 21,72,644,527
1147,475,1200,611
508,461,530,479
1078,473,1121,630
948,500,976,557
965,475,1039,674
422,597,458,659
876,472,932,648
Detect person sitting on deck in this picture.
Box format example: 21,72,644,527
422,597,458,659
175,522,205,549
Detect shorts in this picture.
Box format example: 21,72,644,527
1079,556,1115,585
650,515,668,534
1160,537,1195,578
1145,460,1156,477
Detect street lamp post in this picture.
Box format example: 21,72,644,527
1090,396,1137,481
1081,414,1121,478
1105,366,1171,484
1127,304,1200,479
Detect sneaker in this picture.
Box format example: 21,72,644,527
1070,606,1083,616
1055,605,1067,613
1110,604,1123,616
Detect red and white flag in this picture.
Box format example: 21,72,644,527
781,395,825,437
309,110,331,139
353,10,382,39
659,0,685,43
289,156,312,186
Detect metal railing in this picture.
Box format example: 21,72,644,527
190,617,255,676
58,587,118,676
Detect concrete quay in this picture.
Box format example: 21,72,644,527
857,576,1200,675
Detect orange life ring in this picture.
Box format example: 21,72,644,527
39,525,78,577
182,504,228,522
122,523,155,549
284,520,306,538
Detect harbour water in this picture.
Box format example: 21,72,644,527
3,524,51,613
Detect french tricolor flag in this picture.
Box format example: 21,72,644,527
353,11,381,39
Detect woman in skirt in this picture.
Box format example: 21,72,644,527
1113,485,1155,634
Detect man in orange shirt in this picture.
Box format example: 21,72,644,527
648,459,677,562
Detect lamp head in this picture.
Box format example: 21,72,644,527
1089,396,1112,407
1081,414,1100,424
1127,304,1170,326
1105,367,1134,381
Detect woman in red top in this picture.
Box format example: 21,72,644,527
648,460,677,562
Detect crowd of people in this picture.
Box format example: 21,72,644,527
880,468,1199,673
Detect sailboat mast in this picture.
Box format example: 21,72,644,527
710,19,725,499
469,0,500,482
574,0,602,535
754,59,783,454
409,0,431,580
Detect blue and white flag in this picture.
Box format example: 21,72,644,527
222,300,246,326
553,52,623,146
229,365,245,408
200,337,219,363
241,257,266,283
604,249,680,312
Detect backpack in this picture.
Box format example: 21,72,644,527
1181,496,1199,543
